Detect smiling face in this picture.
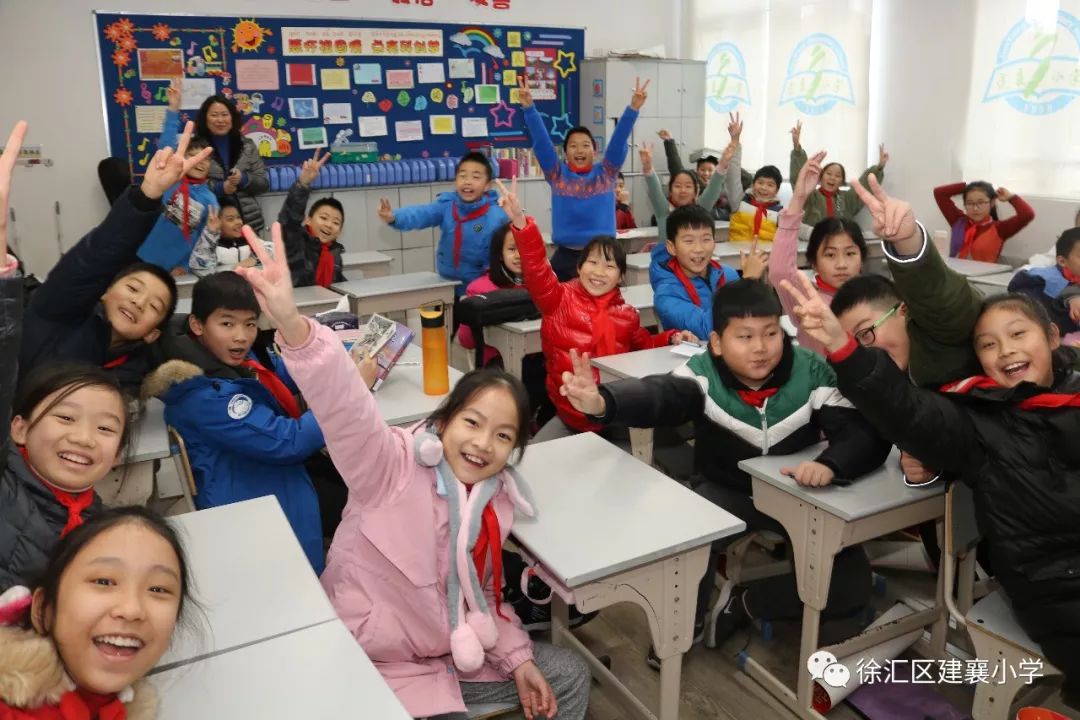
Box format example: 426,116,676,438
814,233,862,289
205,102,233,136
455,159,490,204
709,315,784,388
11,384,126,492
34,522,182,694
439,385,522,485
669,173,698,207
1058,241,1080,278
837,300,911,371
306,204,344,245
501,233,522,276
696,160,717,186
101,271,172,344
666,224,715,278
219,206,244,239
577,246,622,297
189,307,258,367
974,305,1058,388
185,146,210,180
564,131,596,169
964,188,994,223
752,177,779,204
820,163,845,193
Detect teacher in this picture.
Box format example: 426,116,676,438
195,94,269,234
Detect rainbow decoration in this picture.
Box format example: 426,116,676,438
461,28,497,48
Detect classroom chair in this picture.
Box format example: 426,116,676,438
466,702,520,719
942,483,1062,720
705,530,789,648
167,426,199,515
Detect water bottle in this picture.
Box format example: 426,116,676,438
420,302,450,396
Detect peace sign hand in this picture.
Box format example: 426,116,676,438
740,237,769,280
516,74,534,109
140,121,214,200
792,150,826,209
779,272,849,352
728,112,743,143
791,119,803,150
559,349,605,416
166,77,182,112
638,141,654,175
234,222,308,346
494,175,527,229
205,205,221,234
878,143,890,168
0,121,28,264
299,148,330,187
849,174,916,243
377,198,395,224
630,76,650,111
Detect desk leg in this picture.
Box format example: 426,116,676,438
507,333,526,380
99,461,155,507
629,428,654,466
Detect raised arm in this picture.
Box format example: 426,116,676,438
840,143,887,216
188,207,222,276
157,79,182,150
639,144,669,222
771,150,823,293
994,187,1035,240
724,113,745,208
497,177,563,315
0,123,25,461
659,130,687,176
697,141,735,210
602,78,648,169
933,182,967,227
517,75,558,175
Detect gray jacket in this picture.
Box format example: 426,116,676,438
208,135,269,235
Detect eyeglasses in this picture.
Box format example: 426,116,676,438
964,200,991,209
854,303,901,347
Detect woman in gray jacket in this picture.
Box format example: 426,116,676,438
196,94,269,235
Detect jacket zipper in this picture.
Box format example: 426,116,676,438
758,398,770,453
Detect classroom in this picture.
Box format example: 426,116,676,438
1,1,1079,719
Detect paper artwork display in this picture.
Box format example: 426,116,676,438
386,69,415,89
323,102,353,125
461,117,489,137
235,59,280,90
352,63,382,85
448,58,476,79
289,97,319,120
286,63,316,86
320,68,351,90
137,49,184,80
298,126,328,149
358,115,388,137
395,120,424,142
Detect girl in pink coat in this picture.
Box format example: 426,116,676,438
236,224,591,720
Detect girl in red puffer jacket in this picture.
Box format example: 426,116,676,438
495,178,696,438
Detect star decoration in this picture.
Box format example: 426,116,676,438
553,50,577,79
548,112,574,140
490,99,516,128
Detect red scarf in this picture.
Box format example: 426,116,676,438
451,202,491,269
737,387,779,408
1061,265,1080,285
941,375,1080,410
814,274,840,294
818,188,836,218
471,502,509,621
589,290,618,356
177,176,208,242
667,258,725,307
101,355,130,370
16,447,94,538
957,217,994,260
240,359,302,419
0,689,127,719
568,162,594,174
750,198,771,236
304,224,337,288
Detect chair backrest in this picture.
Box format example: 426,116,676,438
942,481,982,627
167,426,198,499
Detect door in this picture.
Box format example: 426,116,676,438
658,62,683,120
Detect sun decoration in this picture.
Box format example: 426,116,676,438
113,88,133,107
151,23,172,42
231,18,271,53
111,49,130,68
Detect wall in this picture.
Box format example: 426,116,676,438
0,0,677,276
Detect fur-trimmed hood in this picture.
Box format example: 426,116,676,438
0,626,158,719
140,359,204,402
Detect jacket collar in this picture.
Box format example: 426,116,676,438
566,279,624,307
453,189,498,214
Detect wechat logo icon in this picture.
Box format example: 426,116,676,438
808,650,850,688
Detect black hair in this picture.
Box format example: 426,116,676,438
427,367,532,458
218,197,241,213
110,262,179,331
617,171,625,181
695,156,719,169
562,126,596,153
13,363,133,459
195,95,242,142
309,197,345,224
979,293,1055,337
667,170,699,200
487,222,521,289
830,274,901,319
191,271,260,322
1056,227,1080,259
577,235,626,275
821,162,847,185
666,204,715,242
711,279,783,334
963,181,999,222
186,135,211,153
753,165,782,188
457,152,493,182
33,506,195,633
806,217,868,266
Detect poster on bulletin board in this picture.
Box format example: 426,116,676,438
94,13,584,177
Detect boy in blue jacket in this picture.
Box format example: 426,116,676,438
377,151,507,292
143,271,348,572
518,74,648,280
1009,227,1080,338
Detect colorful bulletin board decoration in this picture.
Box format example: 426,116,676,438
96,12,582,177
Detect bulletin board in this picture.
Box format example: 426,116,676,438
94,12,584,176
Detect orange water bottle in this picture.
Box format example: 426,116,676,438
419,302,450,395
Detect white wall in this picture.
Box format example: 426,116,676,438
0,0,676,276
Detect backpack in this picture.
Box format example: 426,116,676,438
454,289,540,368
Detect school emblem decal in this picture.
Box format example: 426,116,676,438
705,42,751,114
779,34,855,116
983,10,1080,115
228,394,253,420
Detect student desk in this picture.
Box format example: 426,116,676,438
738,447,948,719
374,342,463,426
340,250,393,278
513,433,746,720
173,285,345,326
944,256,1013,277
331,272,459,337
625,252,652,286
101,398,173,507
622,283,657,327
969,269,1016,297
175,273,197,299
155,496,339,670
153,620,410,720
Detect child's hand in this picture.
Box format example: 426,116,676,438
728,111,743,143
900,452,936,485
205,206,221,234
657,128,672,141
516,74,534,109
1069,296,1080,324
791,150,826,209
790,119,802,150
223,168,242,195
850,174,915,243
170,267,188,278
996,186,1013,201
512,660,558,720
141,121,213,200
740,238,769,280
638,141,654,175
299,148,330,187
494,176,527,229
377,198,395,224
719,139,738,172
166,77,182,112
779,272,849,352
235,222,308,346
878,143,890,168
560,349,605,416
629,76,650,111
781,460,835,488
670,330,700,345
0,121,28,262
356,351,379,390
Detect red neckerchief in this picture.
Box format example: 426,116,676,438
589,290,618,356
240,359,301,419
16,447,94,538
940,374,1080,410
305,224,336,288
814,275,840,294
750,198,771,236
177,176,208,242
568,162,594,174
737,387,779,408
818,188,836,218
0,688,127,719
957,217,994,259
102,355,130,370
451,202,491,269
471,501,509,621
1061,266,1080,285
667,258,725,307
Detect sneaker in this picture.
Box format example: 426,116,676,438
645,620,706,671
506,588,598,632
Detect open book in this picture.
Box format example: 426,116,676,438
335,314,415,391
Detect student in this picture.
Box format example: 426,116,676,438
784,275,1080,708
137,81,219,275
143,271,338,572
657,128,752,221
280,149,346,289
0,506,192,718
934,179,1034,262
723,114,784,243
1009,227,1080,339
233,228,592,720
638,140,733,231
19,125,208,394
771,151,869,355
518,74,648,280
498,177,694,441
378,152,508,291
788,120,888,228
558,279,890,667
615,172,636,230
459,222,524,367
189,199,273,277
